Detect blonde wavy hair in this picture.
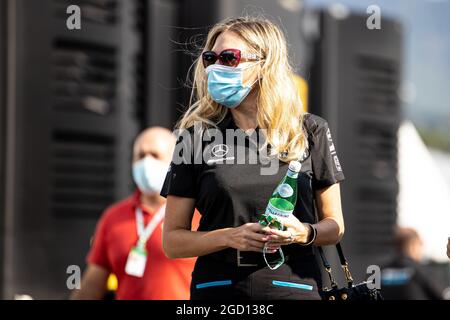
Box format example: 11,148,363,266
177,16,308,162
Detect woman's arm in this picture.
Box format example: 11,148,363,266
312,182,345,245
266,183,345,248
162,195,270,259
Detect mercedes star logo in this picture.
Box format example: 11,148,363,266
212,144,229,158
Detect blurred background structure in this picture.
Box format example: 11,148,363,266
0,0,449,299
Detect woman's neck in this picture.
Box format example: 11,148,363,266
230,89,258,131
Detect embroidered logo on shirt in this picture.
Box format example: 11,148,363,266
206,144,235,165
212,144,229,157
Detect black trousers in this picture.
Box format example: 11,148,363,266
190,252,323,300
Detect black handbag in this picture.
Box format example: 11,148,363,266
318,243,383,301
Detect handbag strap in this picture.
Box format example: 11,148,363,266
317,243,354,288
336,243,354,286
317,246,338,289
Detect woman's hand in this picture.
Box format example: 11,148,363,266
226,223,271,252
265,215,312,250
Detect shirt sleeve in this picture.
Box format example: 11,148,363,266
160,127,199,199
306,114,345,190
86,211,112,270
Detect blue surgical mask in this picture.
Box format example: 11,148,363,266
132,156,169,195
206,63,259,108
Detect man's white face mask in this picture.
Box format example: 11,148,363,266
132,156,169,195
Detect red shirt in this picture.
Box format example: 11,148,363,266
87,191,198,300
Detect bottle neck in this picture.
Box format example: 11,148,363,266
286,168,298,179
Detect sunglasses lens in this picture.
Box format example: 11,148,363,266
202,51,217,67
220,51,239,67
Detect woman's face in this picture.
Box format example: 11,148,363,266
210,30,261,87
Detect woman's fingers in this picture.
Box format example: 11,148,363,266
243,245,264,252
242,240,267,252
247,222,267,232
234,223,299,252
267,228,297,245
265,242,281,250
268,228,291,239
246,231,269,242
267,234,284,241
246,239,266,250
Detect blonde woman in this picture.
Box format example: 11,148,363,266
161,17,345,300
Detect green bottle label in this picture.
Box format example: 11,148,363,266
265,198,294,218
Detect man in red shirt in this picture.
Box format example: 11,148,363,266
71,127,198,300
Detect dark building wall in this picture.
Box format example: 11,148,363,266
145,0,182,129
2,0,142,299
308,10,402,281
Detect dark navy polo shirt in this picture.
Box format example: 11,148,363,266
161,111,345,258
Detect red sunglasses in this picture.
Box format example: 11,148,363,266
202,48,260,68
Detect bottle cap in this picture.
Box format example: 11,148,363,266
288,160,302,173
